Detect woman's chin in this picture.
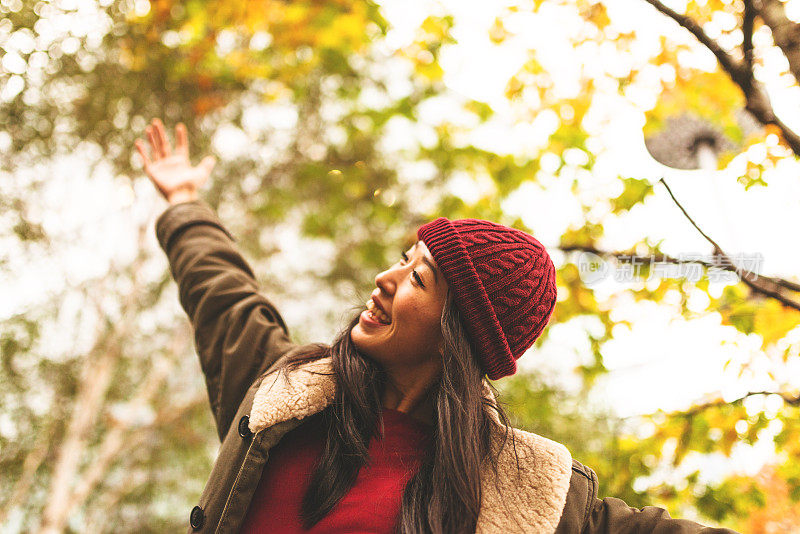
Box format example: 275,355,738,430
350,325,368,348
351,329,383,357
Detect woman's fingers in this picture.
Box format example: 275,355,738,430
193,155,216,188
146,125,162,160
154,118,171,157
198,155,216,177
136,118,206,201
135,138,167,196
134,139,151,169
175,122,189,158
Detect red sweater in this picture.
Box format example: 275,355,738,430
240,407,432,533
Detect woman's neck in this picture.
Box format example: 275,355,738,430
381,376,437,426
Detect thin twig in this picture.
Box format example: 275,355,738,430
620,389,800,420
560,244,800,294
658,177,727,253
681,390,800,417
658,177,800,311
642,0,745,82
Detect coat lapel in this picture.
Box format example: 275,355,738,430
247,356,336,433
247,357,572,533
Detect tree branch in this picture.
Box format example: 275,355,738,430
758,0,800,84
78,399,203,533
0,424,54,525
66,390,203,517
619,389,800,421
642,0,800,155
562,242,800,311
658,177,800,311
742,0,756,79
681,389,800,417
38,222,151,534
642,0,746,82
64,357,175,514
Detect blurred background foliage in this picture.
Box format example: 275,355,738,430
1,0,799,531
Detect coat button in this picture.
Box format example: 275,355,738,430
190,505,205,530
238,415,252,438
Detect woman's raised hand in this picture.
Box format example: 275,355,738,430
134,118,216,204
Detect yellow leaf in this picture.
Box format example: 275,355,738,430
754,300,800,349
581,2,611,30
489,17,510,44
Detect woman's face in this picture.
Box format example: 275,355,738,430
351,240,449,372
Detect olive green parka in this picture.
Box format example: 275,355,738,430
155,199,737,534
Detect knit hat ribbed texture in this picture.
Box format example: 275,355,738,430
417,217,557,380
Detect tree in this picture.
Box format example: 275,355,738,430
494,0,799,525
1,0,798,530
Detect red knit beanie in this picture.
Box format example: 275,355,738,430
417,217,557,380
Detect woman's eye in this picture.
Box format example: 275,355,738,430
400,252,425,288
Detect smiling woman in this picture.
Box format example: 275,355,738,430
243,211,567,533
137,118,738,533
350,239,450,422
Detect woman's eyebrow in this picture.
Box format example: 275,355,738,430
414,240,440,284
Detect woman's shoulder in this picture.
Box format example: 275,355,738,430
488,428,598,534
478,425,575,532
498,424,573,468
489,425,598,531
493,427,596,528
554,458,598,532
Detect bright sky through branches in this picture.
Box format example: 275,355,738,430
373,0,800,481
1,0,799,492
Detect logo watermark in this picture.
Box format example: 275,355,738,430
576,251,764,286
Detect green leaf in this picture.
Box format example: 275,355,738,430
611,177,654,213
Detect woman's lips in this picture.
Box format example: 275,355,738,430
360,309,389,328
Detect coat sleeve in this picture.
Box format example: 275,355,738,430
586,496,739,534
563,460,739,534
155,199,298,441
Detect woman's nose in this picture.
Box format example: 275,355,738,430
374,266,398,295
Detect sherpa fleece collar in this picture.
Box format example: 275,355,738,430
248,357,573,533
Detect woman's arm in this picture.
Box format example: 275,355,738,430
559,460,739,534
136,119,298,441
587,496,738,533
155,201,297,442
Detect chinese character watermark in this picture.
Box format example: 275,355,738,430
576,251,764,286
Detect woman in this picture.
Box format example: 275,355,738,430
135,118,736,533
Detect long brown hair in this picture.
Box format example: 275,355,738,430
273,286,518,533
